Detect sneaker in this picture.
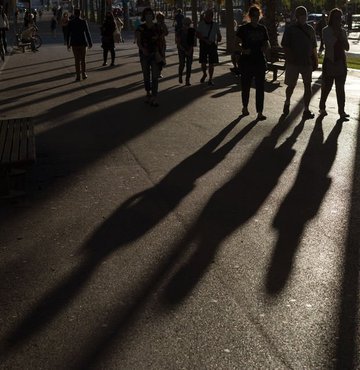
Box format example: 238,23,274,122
185,80,191,86
340,112,350,120
257,113,267,121
242,107,249,116
319,109,328,116
200,74,207,83
179,76,183,84
82,73,88,80
208,80,214,86
303,110,315,120
283,103,290,116
102,62,107,66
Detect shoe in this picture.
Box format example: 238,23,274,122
179,76,183,84
242,107,249,116
283,103,290,116
303,110,315,120
102,62,107,66
257,113,267,121
75,77,81,81
159,74,163,78
208,80,214,86
185,80,191,86
145,93,152,104
200,74,207,83
340,112,350,120
82,73,88,80
110,62,115,66
150,100,159,107
319,109,328,116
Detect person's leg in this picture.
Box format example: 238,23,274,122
319,74,334,113
178,49,185,83
103,48,108,65
241,65,252,114
1,29,7,53
72,46,81,80
283,64,299,115
199,43,208,82
208,44,219,85
208,64,214,82
150,59,160,105
185,53,193,85
254,67,266,114
301,66,314,115
110,47,115,65
335,73,347,115
80,47,87,78
140,56,152,99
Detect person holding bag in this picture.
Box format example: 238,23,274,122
101,12,116,66
196,9,221,86
236,4,270,120
319,8,350,120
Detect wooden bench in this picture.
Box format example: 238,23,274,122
0,118,36,196
267,47,286,81
17,42,32,53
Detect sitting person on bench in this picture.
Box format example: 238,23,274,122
21,25,37,51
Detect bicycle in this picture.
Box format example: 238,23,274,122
16,24,42,52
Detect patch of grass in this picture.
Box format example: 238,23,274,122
318,55,360,70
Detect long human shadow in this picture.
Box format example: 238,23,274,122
162,115,306,305
266,116,343,295
335,105,360,369
0,116,253,360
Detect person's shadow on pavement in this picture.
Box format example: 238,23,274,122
162,116,306,305
1,115,255,360
266,117,343,295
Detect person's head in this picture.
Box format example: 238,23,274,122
177,9,182,14
74,8,81,18
295,6,307,25
156,12,165,22
141,7,155,23
63,12,68,18
247,4,262,24
204,9,213,23
183,17,192,28
328,8,343,28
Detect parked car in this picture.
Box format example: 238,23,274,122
307,13,323,29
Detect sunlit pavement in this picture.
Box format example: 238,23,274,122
0,12,359,369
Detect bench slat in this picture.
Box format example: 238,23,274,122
2,121,14,164
11,120,21,162
26,119,36,162
0,120,7,162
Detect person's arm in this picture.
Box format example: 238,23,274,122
67,22,71,48
136,27,148,55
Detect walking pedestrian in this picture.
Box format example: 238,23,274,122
236,4,270,120
67,8,93,81
319,8,350,120
100,12,116,66
173,8,184,32
136,7,162,107
281,6,318,120
61,12,69,45
196,9,222,86
0,6,9,54
176,17,196,85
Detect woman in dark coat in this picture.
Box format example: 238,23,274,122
101,12,116,66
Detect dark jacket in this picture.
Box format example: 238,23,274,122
67,16,92,47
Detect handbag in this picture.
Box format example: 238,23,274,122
113,28,121,43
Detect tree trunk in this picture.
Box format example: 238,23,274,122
225,0,235,54
263,0,279,48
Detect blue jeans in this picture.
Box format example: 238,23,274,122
140,54,159,97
